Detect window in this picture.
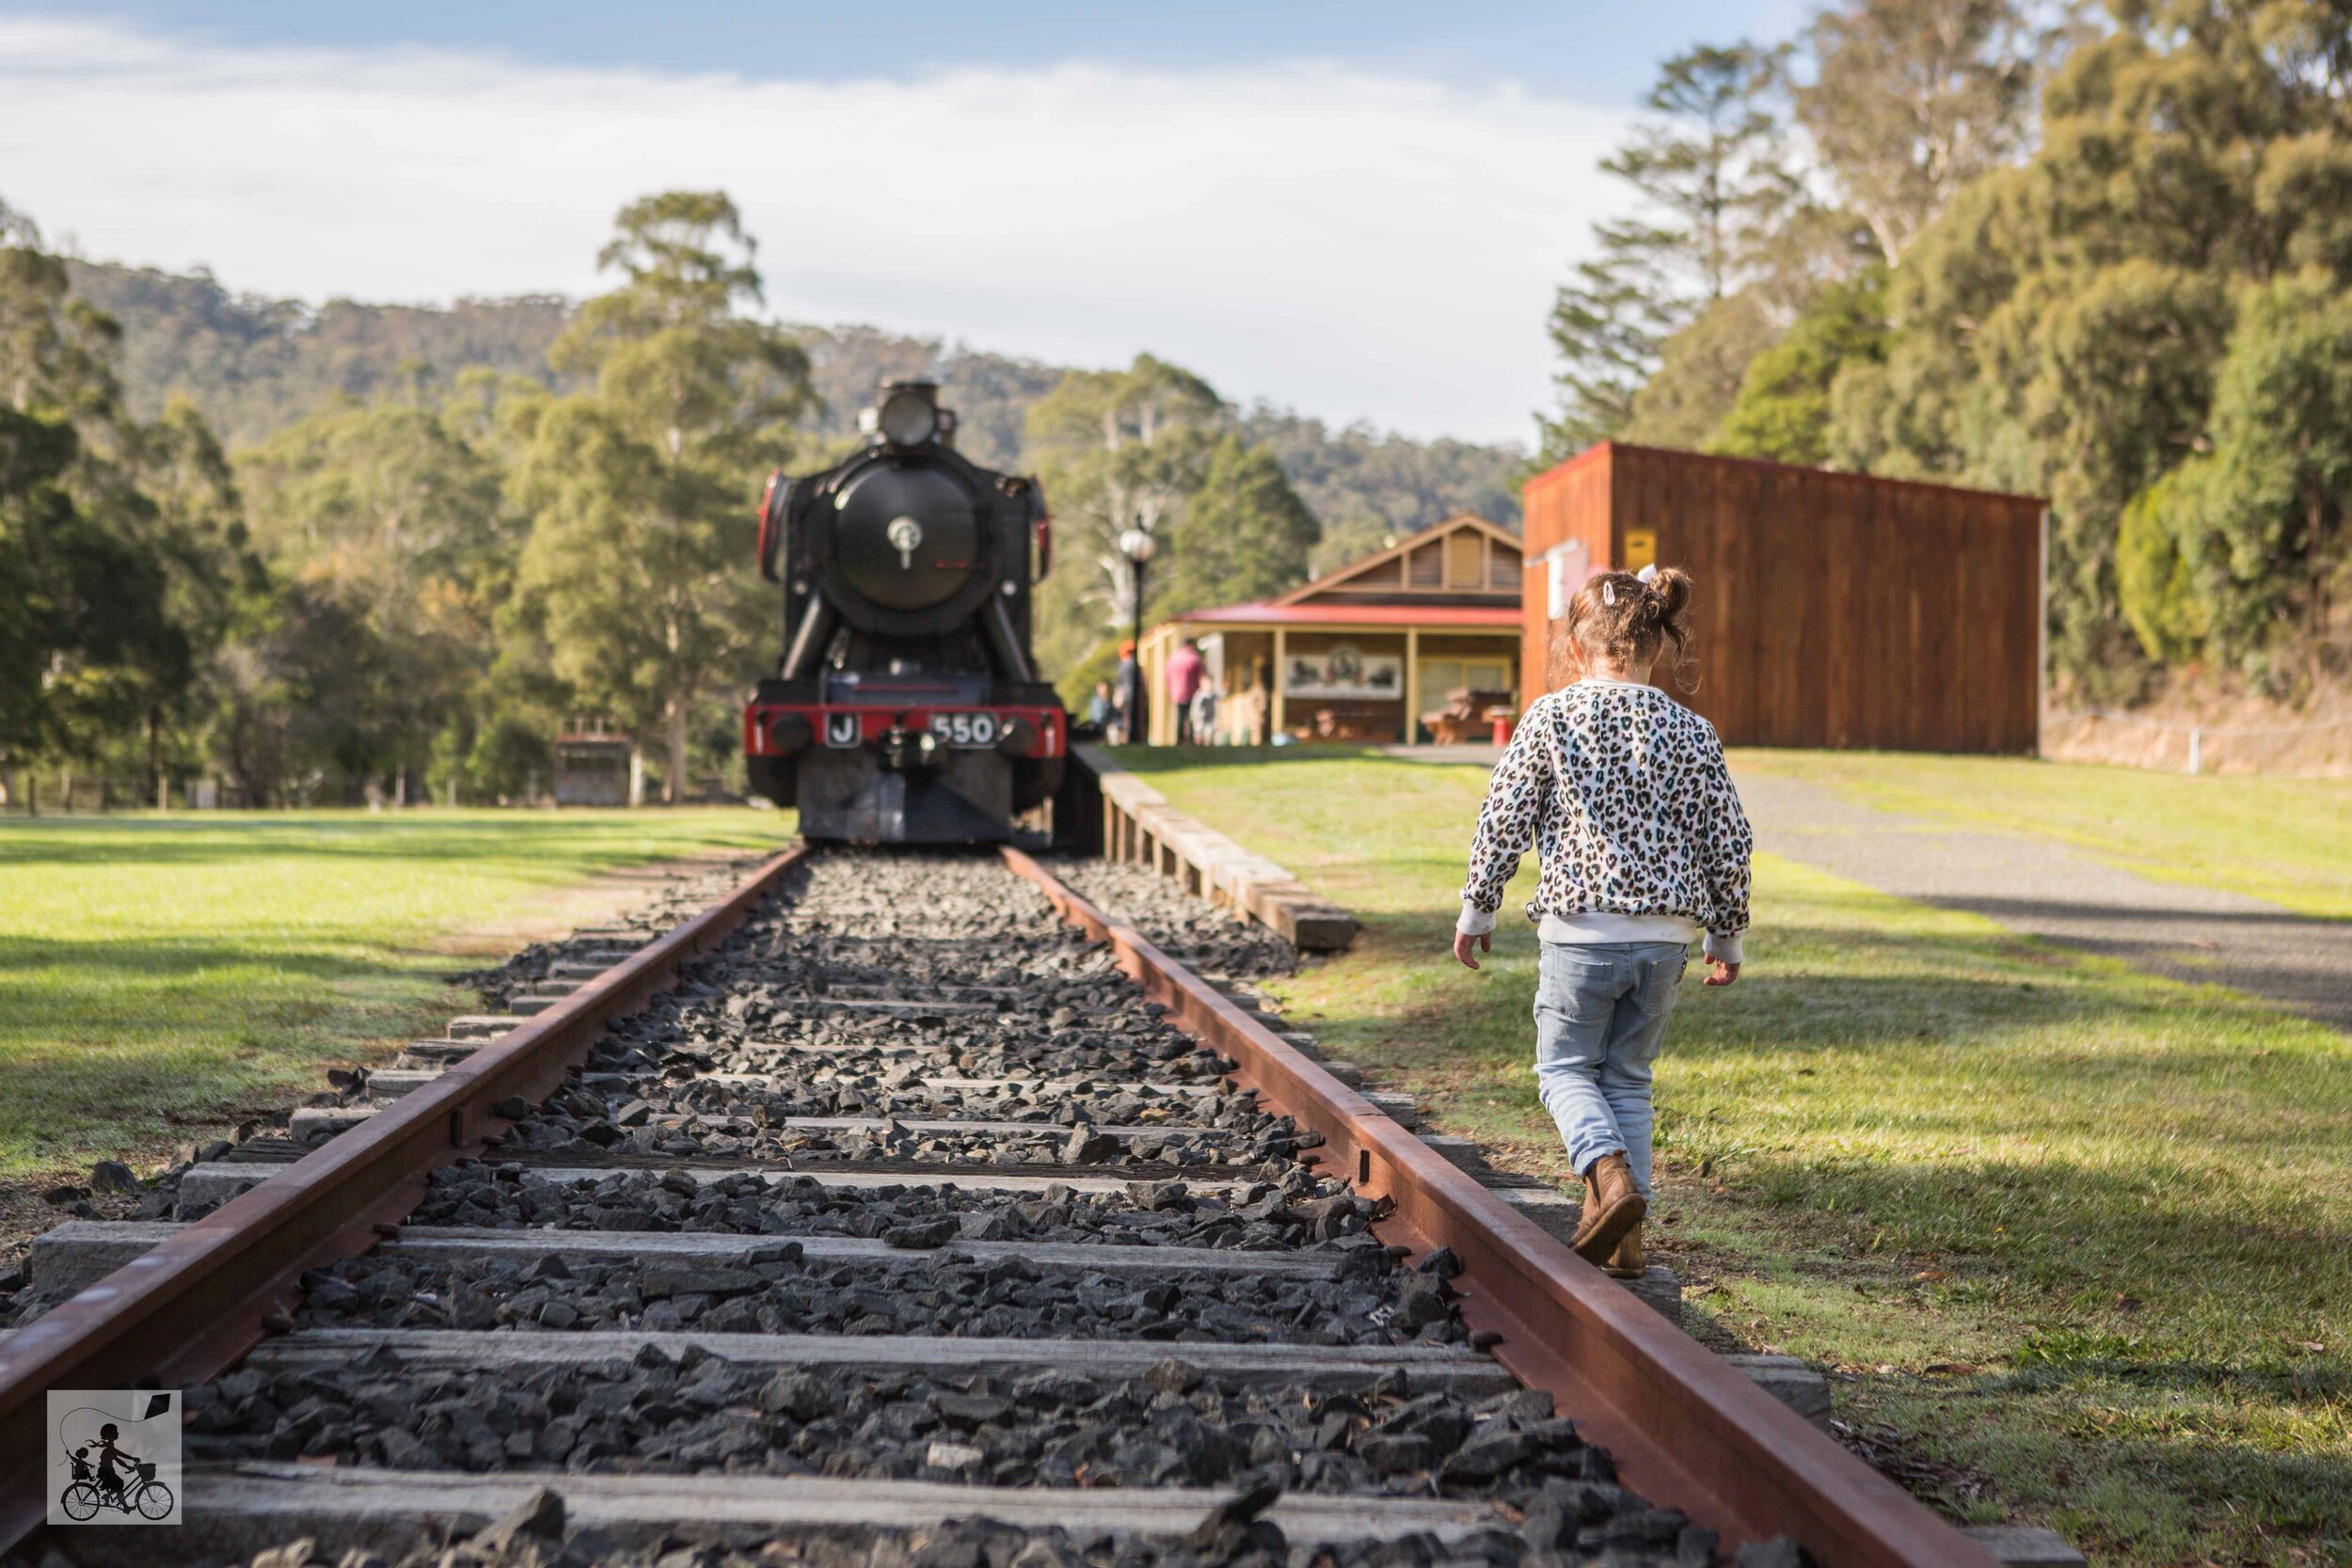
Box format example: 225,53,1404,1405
1419,659,1511,700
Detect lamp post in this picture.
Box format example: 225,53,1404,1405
1118,526,1156,745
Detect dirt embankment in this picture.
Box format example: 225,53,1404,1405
2044,676,2352,776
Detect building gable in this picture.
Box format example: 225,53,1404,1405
1277,515,1522,610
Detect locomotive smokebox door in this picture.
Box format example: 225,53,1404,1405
832,466,977,610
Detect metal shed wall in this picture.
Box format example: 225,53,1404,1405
1522,443,2045,753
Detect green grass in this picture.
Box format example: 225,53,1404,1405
1111,745,2352,1568
0,809,787,1183
1736,750,2352,919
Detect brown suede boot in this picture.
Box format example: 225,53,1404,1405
1604,1220,1645,1279
1570,1152,1646,1266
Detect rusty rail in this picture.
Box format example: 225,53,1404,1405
0,844,811,1548
1002,846,1999,1568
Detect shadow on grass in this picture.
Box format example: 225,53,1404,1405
0,934,438,984
1352,909,2130,1047
0,814,788,872
1876,1372,2352,1555
1686,1150,2349,1293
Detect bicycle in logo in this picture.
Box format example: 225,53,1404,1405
60,1443,174,1521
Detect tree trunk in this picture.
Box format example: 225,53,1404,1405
60,767,73,814
665,699,688,805
149,705,167,812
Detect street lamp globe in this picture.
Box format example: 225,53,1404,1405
1118,528,1156,564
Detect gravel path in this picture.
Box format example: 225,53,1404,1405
1735,769,2352,1032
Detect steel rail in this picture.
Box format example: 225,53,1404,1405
1003,846,2000,1568
0,844,812,1549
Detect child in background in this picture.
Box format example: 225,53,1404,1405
1453,564,1752,1276
1189,676,1219,747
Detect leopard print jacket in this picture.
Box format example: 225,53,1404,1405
1460,680,1752,950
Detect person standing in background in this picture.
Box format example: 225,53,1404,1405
1166,639,1205,745
1190,674,1220,747
1111,641,1138,744
1084,680,1115,734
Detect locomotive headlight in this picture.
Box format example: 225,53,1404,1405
877,386,939,447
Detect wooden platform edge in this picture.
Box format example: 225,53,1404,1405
1073,742,1359,952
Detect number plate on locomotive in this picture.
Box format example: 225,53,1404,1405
927,712,1000,747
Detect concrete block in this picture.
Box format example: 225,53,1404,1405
1963,1528,2087,1568
1621,1266,1682,1323
1722,1354,1832,1420
1417,1133,1492,1175
364,1069,439,1099
113,1464,1504,1565
177,1164,272,1209
567,927,652,946
446,1016,523,1039
288,1105,376,1140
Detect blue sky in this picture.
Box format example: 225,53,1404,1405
60,3,1804,103
2,4,1807,444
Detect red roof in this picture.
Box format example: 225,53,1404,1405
1178,602,1521,627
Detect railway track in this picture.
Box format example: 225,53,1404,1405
0,846,1999,1568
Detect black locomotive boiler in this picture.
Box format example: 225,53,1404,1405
744,381,1068,843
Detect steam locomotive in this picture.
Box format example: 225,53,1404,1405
744,381,1068,843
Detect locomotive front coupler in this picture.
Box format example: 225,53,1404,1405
878,724,943,773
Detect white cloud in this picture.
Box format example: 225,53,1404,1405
0,17,1628,445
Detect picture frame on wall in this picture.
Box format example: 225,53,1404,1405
1284,644,1404,700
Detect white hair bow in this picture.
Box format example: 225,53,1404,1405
1636,563,1660,586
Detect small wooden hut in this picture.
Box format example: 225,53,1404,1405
1522,443,2046,753
553,721,634,807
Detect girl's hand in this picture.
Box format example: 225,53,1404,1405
1703,958,1740,987
1453,931,1490,970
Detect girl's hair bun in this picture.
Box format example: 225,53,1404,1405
1555,564,1698,691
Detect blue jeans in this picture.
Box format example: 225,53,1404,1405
1534,941,1689,1199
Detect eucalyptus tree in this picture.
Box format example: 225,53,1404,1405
1023,355,1224,676
508,191,813,800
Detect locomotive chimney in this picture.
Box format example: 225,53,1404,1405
862,380,956,450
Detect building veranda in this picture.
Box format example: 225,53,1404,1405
1136,515,1524,746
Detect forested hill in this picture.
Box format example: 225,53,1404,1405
67,261,575,446
67,259,1523,553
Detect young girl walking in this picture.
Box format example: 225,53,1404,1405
1454,564,1752,1277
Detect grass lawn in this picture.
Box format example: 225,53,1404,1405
0,809,787,1188
1111,746,2352,1568
1736,750,2352,920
